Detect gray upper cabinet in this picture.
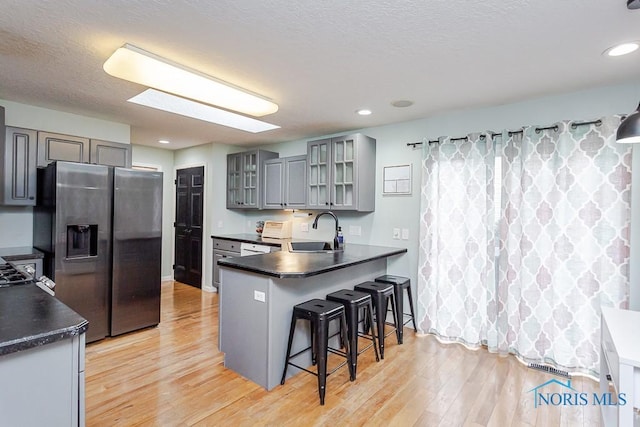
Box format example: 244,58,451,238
284,155,307,209
37,132,90,167
89,139,132,168
307,133,376,212
227,149,278,209
263,155,307,210
227,153,242,208
1,127,37,206
262,158,284,209
37,132,131,168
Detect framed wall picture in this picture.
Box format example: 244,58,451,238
383,164,412,195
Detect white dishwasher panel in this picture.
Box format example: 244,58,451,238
240,243,275,256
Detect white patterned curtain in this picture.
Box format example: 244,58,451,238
417,133,496,346
417,116,632,376
494,117,632,376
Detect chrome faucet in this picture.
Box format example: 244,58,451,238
312,211,340,250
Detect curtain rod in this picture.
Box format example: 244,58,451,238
405,119,603,147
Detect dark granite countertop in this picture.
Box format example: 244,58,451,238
217,243,407,278
211,233,288,247
0,284,89,356
0,246,44,261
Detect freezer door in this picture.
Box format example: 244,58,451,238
111,168,163,336
53,162,111,343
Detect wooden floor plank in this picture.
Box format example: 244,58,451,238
84,282,603,426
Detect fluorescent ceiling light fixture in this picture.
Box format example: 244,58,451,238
356,109,372,116
104,44,278,117
129,89,280,133
604,42,640,57
158,139,170,144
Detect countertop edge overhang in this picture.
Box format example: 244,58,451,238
217,244,407,278
0,285,89,357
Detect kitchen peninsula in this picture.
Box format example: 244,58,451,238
217,243,406,390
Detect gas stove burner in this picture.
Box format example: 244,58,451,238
0,263,33,287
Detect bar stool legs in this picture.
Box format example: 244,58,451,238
326,289,380,380
354,281,398,359
374,275,417,344
280,299,353,405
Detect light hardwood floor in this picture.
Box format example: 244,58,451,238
85,281,602,426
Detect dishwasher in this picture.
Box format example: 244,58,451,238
240,242,275,256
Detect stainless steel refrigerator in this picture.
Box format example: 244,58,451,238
33,161,163,342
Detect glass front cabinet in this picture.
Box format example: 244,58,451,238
226,149,278,209
307,133,375,212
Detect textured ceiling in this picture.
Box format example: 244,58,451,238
0,0,639,150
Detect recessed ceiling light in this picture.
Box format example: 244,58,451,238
603,42,640,57
104,43,278,116
391,100,414,108
158,139,170,144
356,109,372,116
129,89,280,133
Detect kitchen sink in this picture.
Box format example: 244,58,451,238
287,241,339,253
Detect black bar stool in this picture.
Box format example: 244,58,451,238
353,281,398,359
375,275,417,344
326,289,380,379
280,299,354,405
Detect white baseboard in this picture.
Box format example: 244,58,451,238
161,275,174,282
202,284,217,293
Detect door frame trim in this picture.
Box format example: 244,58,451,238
173,162,208,290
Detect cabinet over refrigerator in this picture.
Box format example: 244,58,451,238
33,161,163,342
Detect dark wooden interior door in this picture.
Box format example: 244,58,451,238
174,166,204,288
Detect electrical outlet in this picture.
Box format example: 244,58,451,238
401,228,409,240
349,225,362,236
254,290,266,302
300,222,309,232
217,220,223,228
393,228,401,239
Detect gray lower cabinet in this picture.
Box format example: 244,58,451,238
89,139,132,168
0,333,86,426
307,133,376,211
1,126,37,206
37,132,131,168
212,238,241,289
263,155,307,209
